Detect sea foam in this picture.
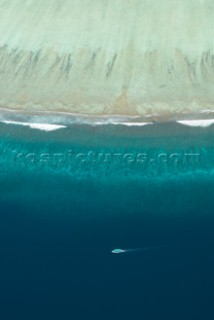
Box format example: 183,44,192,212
177,119,214,128
1,120,66,132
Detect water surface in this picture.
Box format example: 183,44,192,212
0,122,214,319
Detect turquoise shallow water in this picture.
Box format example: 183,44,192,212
1,122,214,319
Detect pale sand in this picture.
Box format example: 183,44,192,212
0,0,214,117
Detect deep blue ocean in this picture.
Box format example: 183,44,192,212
1,121,214,320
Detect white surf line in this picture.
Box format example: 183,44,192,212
177,119,214,128
1,120,66,132
77,120,153,126
108,121,153,126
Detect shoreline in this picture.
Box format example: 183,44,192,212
1,1,214,125
1,107,214,128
